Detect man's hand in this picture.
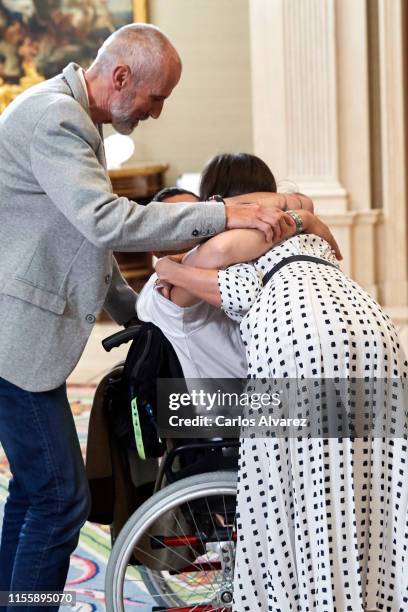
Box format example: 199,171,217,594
224,192,313,242
224,202,294,242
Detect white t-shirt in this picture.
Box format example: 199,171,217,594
136,273,247,379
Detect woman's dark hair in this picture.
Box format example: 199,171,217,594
199,153,277,200
152,186,198,202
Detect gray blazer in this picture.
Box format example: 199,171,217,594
0,62,225,391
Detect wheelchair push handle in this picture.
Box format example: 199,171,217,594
102,324,142,352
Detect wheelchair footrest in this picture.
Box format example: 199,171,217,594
151,530,237,549
169,561,221,574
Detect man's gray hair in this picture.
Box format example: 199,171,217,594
91,23,181,82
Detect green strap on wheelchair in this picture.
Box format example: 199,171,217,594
131,397,146,460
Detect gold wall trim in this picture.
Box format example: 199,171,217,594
133,0,148,22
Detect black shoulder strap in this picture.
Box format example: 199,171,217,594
262,254,339,287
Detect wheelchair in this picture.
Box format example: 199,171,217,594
99,324,240,612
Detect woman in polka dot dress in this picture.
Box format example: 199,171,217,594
155,153,408,612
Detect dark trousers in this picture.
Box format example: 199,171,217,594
0,376,90,611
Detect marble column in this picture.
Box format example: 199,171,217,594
248,0,408,301
376,0,408,308
250,0,347,213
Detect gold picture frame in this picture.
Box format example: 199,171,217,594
0,0,149,112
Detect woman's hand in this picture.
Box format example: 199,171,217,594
154,259,177,299
154,278,173,299
155,256,178,284
300,211,343,260
154,256,222,307
154,257,179,286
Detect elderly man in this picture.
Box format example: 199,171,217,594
0,23,311,596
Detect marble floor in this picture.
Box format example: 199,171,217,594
1,313,407,611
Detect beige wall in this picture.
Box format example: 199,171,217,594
112,0,253,185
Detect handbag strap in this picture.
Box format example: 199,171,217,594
262,254,339,287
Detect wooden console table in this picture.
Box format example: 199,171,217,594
109,163,168,202
109,162,169,292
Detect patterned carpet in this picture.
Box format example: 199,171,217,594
0,384,154,612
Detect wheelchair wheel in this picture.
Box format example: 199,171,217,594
105,470,237,612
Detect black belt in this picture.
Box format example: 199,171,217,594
262,255,339,287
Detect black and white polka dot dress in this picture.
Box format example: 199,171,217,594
217,235,408,612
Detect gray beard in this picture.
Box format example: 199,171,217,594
111,116,135,135
111,97,137,135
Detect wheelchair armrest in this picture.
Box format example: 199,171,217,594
102,325,143,352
